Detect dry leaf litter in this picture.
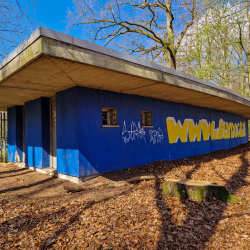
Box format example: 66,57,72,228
1,142,250,249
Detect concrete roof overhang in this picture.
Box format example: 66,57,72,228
1,27,250,119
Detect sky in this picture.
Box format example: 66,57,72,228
27,0,81,38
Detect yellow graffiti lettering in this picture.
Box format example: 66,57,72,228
234,124,238,138
211,122,218,140
243,123,246,136
230,123,235,138
224,123,230,139
201,120,210,141
166,117,188,143
166,117,247,144
188,120,201,142
240,122,243,137
237,124,240,137
217,119,224,140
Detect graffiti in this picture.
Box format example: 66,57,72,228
122,121,146,144
166,117,246,144
149,128,164,144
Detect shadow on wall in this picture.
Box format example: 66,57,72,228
25,98,50,169
101,142,249,182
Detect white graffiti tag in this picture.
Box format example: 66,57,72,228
122,121,146,144
149,128,164,144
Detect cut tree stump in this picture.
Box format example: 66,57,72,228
162,179,242,202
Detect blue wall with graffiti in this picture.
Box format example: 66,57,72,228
56,87,248,177
7,106,23,163
25,98,50,168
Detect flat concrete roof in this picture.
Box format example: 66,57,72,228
0,27,250,118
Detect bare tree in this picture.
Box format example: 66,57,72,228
68,0,196,69
0,0,36,60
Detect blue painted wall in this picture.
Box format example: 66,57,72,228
56,87,248,177
56,87,79,176
25,98,50,168
7,106,23,162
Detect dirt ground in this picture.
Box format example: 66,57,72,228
1,143,250,249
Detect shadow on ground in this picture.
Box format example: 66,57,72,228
154,145,250,249
0,143,249,249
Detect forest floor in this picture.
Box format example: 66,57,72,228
1,142,250,249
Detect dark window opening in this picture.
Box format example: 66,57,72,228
102,108,117,126
141,111,152,126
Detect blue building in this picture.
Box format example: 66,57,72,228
1,28,249,183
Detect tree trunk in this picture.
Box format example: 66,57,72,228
163,46,176,70
165,0,176,70
168,51,176,69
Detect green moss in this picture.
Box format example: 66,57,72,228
190,187,205,201
162,182,170,195
20,39,43,66
174,184,183,198
227,194,247,204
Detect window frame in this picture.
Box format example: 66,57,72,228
102,107,119,128
141,111,153,128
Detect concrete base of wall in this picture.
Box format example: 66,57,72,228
15,163,56,175
14,162,26,168
57,173,100,184
13,163,99,184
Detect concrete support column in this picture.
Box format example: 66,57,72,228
7,106,24,163
25,98,50,168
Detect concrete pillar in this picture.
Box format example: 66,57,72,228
7,106,24,163
25,98,50,169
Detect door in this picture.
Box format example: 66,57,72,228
50,96,57,169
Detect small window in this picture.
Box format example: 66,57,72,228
141,111,152,127
102,108,117,126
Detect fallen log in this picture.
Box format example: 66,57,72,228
63,183,84,192
127,174,185,183
162,179,243,202
63,174,186,193
127,176,157,183
63,182,107,192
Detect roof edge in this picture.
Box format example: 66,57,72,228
0,27,42,70
1,27,250,106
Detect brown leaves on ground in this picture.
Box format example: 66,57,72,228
1,142,250,249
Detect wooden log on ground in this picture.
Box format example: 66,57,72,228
162,179,242,202
63,183,84,192
63,182,111,192
127,176,157,183
127,174,185,183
